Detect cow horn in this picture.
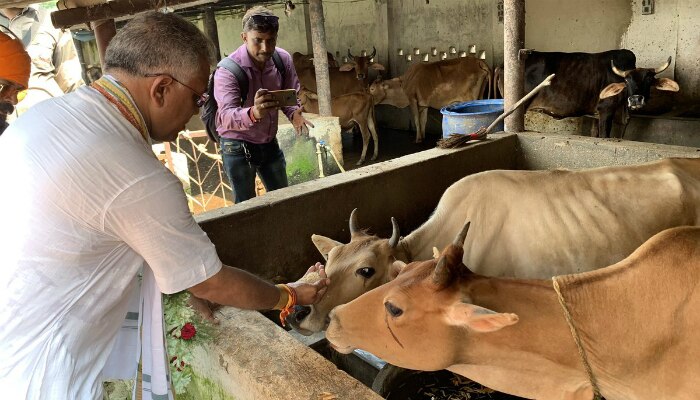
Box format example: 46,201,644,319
369,46,377,59
349,208,360,237
347,49,355,61
611,60,630,78
432,255,450,286
654,56,672,75
453,221,471,247
388,217,400,248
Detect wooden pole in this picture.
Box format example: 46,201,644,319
90,19,116,65
203,7,221,61
503,0,525,132
308,0,332,116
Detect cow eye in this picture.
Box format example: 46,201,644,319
356,267,375,278
385,301,403,317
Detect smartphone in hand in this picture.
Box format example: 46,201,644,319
267,89,298,107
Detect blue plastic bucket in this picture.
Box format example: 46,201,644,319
440,99,504,138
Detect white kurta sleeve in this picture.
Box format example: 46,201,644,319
103,170,222,294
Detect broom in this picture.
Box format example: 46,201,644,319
437,73,556,149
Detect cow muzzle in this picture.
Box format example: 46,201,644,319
627,95,645,110
284,305,314,336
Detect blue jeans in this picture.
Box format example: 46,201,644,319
220,137,288,203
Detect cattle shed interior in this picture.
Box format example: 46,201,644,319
64,0,700,144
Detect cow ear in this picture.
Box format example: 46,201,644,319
599,83,626,99
445,303,519,333
655,78,680,92
389,260,406,280
339,63,355,72
370,63,386,71
311,234,342,261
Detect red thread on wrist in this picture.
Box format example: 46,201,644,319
279,285,297,327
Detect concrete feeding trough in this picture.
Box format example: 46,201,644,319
191,133,699,399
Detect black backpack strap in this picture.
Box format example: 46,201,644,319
271,51,287,85
217,57,248,106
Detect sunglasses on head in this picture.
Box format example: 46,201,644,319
249,14,279,27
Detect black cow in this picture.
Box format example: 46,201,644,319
495,50,679,138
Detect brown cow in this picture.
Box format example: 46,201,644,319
292,51,338,72
298,47,385,97
287,157,700,334
299,88,378,165
369,56,492,143
327,224,700,399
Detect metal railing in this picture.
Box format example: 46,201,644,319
158,130,234,215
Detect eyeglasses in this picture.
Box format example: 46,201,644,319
144,73,209,108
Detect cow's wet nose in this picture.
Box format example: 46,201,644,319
292,305,311,323
628,95,645,110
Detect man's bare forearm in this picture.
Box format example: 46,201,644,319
188,265,279,310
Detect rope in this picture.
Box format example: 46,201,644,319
552,277,604,400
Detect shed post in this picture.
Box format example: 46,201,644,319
308,0,332,116
203,7,221,61
503,0,525,132
90,19,116,65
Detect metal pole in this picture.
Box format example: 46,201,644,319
308,0,332,116
503,0,525,132
90,19,116,65
203,7,221,61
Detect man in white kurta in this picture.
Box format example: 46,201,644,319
0,11,328,400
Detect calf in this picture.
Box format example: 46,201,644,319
299,88,379,165
369,56,492,143
287,157,700,334
327,224,700,399
298,47,385,97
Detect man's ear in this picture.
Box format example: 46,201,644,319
599,82,626,99
445,302,518,333
389,260,406,280
311,234,342,261
149,75,171,107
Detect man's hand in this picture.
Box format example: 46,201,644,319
252,89,279,120
188,294,222,324
291,108,315,136
287,262,329,305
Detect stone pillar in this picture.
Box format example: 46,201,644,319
503,0,525,132
308,0,332,116
203,7,221,61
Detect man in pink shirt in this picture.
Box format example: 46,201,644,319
214,6,313,203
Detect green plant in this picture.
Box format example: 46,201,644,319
164,291,214,395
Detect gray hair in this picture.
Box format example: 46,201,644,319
104,12,214,79
242,6,279,33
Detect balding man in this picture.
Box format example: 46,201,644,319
0,12,328,400
0,29,30,134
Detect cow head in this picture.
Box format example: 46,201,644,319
326,222,519,371
340,47,385,80
285,209,405,335
368,77,410,108
600,56,680,111
293,51,339,72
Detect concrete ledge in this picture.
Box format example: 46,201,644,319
190,308,382,400
515,131,700,170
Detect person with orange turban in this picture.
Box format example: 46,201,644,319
0,29,30,134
